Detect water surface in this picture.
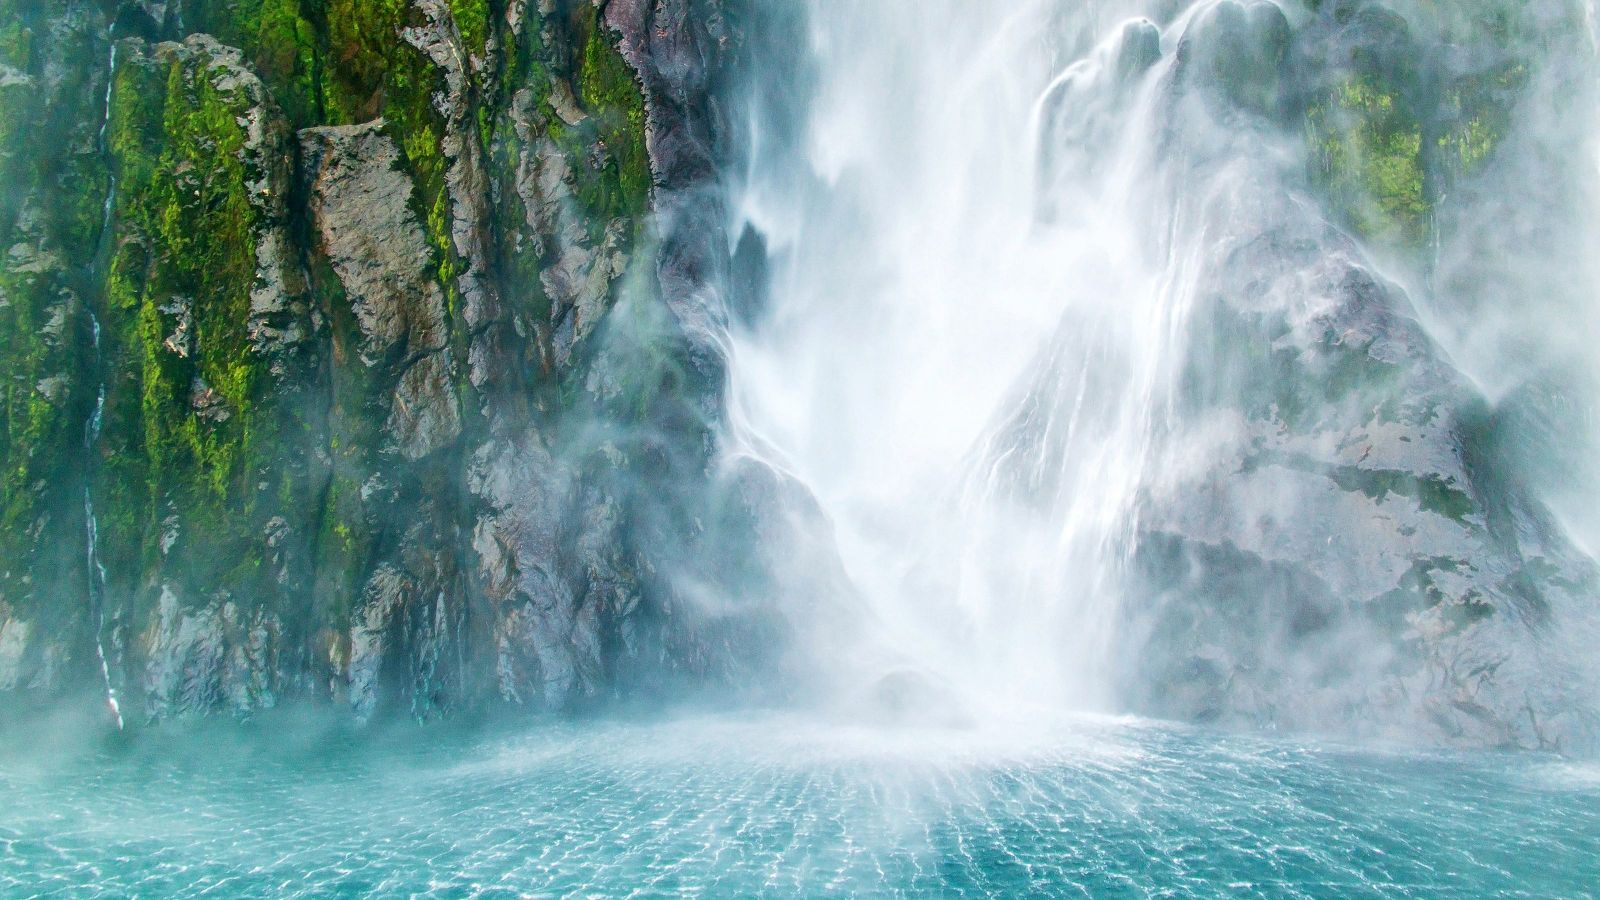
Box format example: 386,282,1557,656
3,713,1596,897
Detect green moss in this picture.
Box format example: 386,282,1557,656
107,54,164,185
575,6,651,220
318,0,415,122
179,0,324,127
0,19,32,69
446,0,490,57
248,0,323,126
480,7,553,379
1436,61,1524,177
1306,76,1428,243
94,43,308,601
537,4,652,242
175,0,492,130
302,0,465,329
1304,4,1534,248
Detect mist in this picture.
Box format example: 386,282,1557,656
3,0,1600,894
713,0,1600,749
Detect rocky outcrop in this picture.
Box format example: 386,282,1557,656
967,0,1600,752
97,32,319,717
302,120,460,460
605,0,735,402
1087,0,1600,751
1119,220,1600,750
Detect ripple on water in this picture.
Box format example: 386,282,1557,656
1,714,1597,897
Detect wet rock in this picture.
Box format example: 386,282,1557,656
301,120,461,459
0,612,30,692
1175,0,1291,116
855,668,975,729
1114,19,1163,83
1000,14,1600,750
402,0,503,382
606,0,733,382
142,586,283,717
0,1,111,698
345,566,410,721
159,296,194,357
300,122,444,351
0,0,750,725
1118,214,1600,750
469,433,590,708
189,379,230,423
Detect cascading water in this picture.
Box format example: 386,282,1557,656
725,0,1600,736
728,0,1259,713
82,332,119,731
1415,1,1600,560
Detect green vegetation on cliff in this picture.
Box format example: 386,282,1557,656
177,0,322,125
572,3,651,224
0,0,663,712
97,40,311,602
1307,75,1428,242
1302,1,1532,246
0,2,107,621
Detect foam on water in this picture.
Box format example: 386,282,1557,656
3,716,1597,897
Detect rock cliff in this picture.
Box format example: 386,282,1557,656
0,0,783,722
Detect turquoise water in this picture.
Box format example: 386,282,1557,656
2,713,1597,897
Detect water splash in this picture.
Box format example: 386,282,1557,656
723,0,1600,727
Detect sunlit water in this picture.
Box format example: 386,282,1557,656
4,714,1597,897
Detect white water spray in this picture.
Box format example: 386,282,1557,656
719,0,1600,747
726,0,1240,714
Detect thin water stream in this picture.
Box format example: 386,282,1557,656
84,32,121,730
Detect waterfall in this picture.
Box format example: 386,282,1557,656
723,0,1600,732
727,0,1206,714
85,33,122,731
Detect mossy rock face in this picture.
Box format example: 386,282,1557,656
96,35,320,644
1296,0,1534,246
0,0,753,719
1306,73,1428,242
0,1,109,657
